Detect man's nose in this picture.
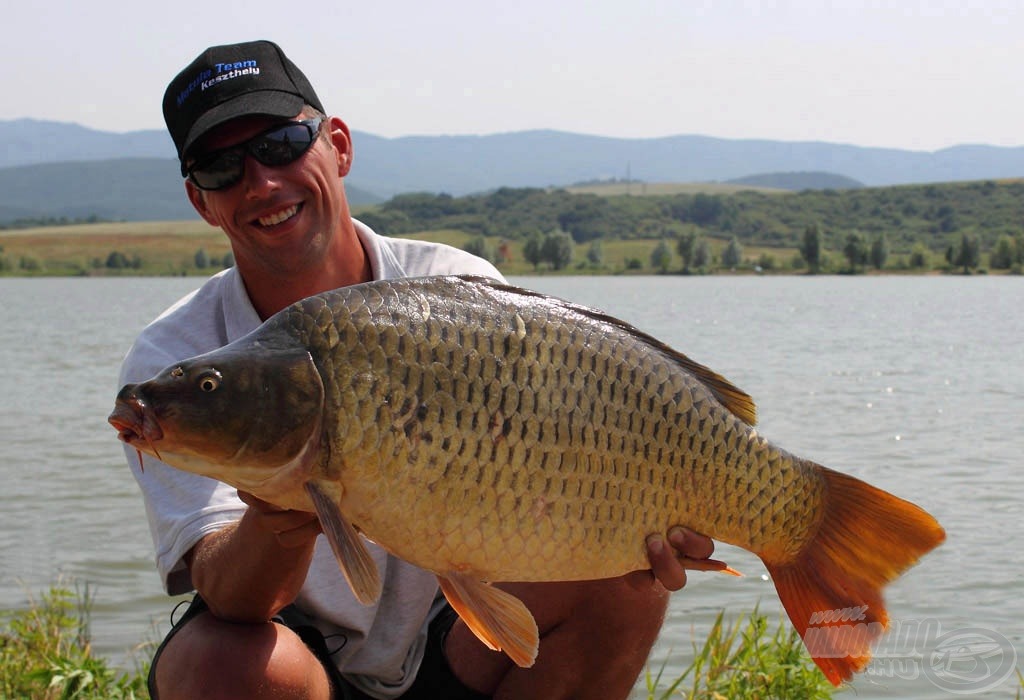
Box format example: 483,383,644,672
242,156,282,197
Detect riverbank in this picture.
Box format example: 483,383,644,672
2,220,1011,278
1,583,834,700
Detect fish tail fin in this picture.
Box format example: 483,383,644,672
764,465,945,686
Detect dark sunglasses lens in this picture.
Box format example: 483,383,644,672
250,123,317,166
190,149,245,190
188,119,320,190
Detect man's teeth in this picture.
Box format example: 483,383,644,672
258,204,299,227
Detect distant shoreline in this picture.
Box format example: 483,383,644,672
0,220,1016,278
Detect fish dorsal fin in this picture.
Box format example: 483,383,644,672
451,275,757,426
305,481,382,605
665,354,757,426
437,572,539,668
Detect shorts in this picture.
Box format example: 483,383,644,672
148,595,490,700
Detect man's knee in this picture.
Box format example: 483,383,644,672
153,612,332,700
577,575,671,637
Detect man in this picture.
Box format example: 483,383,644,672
121,40,717,699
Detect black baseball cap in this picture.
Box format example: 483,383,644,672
163,40,325,175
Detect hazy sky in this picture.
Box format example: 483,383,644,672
5,0,1021,151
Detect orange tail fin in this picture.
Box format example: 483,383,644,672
765,465,945,686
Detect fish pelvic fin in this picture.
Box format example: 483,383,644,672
437,572,539,668
764,465,945,686
304,481,382,605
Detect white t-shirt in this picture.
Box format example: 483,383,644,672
118,220,503,698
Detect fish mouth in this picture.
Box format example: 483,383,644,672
108,388,165,464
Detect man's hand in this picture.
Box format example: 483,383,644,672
628,527,718,592
187,492,322,622
236,491,322,549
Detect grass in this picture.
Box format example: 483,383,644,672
0,583,150,699
0,218,809,279
0,220,229,277
4,587,1024,699
643,607,835,700
0,219,961,278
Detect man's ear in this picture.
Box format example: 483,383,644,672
327,116,354,177
185,180,219,226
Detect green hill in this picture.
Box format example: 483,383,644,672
359,179,1024,256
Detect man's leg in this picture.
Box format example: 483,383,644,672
151,601,335,700
444,575,671,700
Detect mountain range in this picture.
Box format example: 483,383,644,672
3,118,1024,224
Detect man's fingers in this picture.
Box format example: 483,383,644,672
667,527,715,560
646,534,688,591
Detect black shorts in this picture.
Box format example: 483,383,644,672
148,595,490,700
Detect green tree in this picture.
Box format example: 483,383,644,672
693,239,711,270
676,231,696,271
651,239,673,273
908,243,929,269
843,232,868,273
19,256,43,272
800,224,823,274
541,231,574,270
689,193,724,225
463,236,494,263
990,235,1016,269
869,233,889,270
105,251,128,269
523,233,545,270
194,247,210,269
952,233,981,274
721,237,743,269
586,239,604,268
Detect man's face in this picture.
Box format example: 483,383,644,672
184,111,353,278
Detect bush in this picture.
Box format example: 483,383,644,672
643,608,834,699
0,584,150,699
462,236,494,263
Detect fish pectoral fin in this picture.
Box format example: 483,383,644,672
304,481,382,605
437,572,539,668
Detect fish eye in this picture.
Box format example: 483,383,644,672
197,370,222,393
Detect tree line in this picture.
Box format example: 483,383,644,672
356,180,1024,273
0,244,234,275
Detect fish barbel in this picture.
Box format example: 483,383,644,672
109,275,944,685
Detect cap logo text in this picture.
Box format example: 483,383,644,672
176,59,261,107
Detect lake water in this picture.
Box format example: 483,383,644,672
1,275,1021,698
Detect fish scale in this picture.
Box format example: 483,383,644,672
110,275,945,683
301,281,789,579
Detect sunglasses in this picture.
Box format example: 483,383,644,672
186,118,324,191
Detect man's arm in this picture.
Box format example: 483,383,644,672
186,492,321,622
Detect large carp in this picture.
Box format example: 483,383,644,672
110,275,944,685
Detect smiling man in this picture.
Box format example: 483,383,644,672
121,40,715,700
